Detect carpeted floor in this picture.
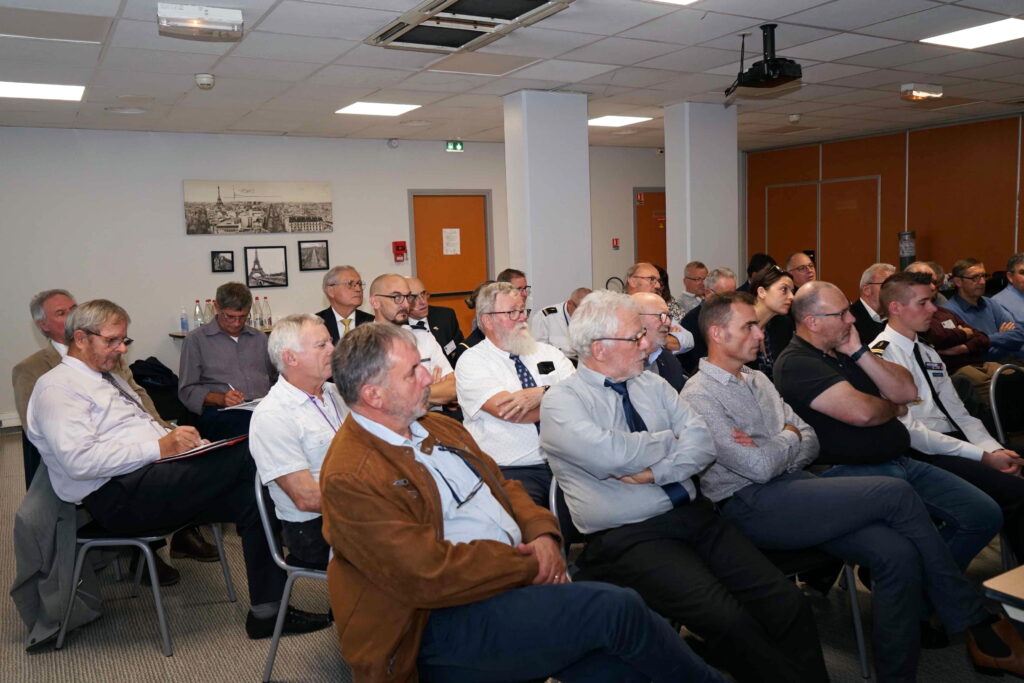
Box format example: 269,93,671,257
0,427,1008,681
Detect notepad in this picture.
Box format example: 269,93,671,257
218,398,262,412
157,434,248,463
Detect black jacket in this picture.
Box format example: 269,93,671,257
316,307,374,344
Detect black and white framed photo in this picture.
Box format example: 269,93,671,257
298,239,329,271
211,250,234,273
245,246,288,288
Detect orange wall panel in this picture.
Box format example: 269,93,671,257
820,179,879,300
908,118,1019,274
765,184,817,264
747,145,819,258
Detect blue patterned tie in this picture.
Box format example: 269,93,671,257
604,379,690,507
510,354,540,433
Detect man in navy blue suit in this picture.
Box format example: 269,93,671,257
632,292,687,392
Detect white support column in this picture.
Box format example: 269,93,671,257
503,90,592,306
663,102,741,282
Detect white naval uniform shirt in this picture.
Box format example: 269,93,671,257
529,301,573,357
871,325,1002,461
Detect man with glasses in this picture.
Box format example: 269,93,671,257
406,276,464,363
785,251,817,290
320,322,726,683
250,314,347,569
632,291,687,391
540,290,828,683
530,286,591,360
627,262,694,354
774,281,1002,574
851,263,895,344
679,267,737,374
27,299,329,641
179,282,276,440
455,282,574,505
497,267,531,301
993,253,1024,325
676,261,709,316
943,258,1024,362
369,273,456,407
316,265,372,344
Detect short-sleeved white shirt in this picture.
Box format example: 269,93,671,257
249,376,348,522
455,338,575,467
406,323,454,376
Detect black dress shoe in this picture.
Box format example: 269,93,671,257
170,526,220,563
920,620,950,649
128,552,181,587
246,607,331,640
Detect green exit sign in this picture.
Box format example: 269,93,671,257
445,140,464,153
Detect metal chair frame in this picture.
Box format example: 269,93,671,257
254,477,328,682
56,522,235,656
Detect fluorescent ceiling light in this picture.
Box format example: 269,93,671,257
0,80,84,101
588,115,653,127
335,102,422,116
900,83,942,101
921,18,1024,49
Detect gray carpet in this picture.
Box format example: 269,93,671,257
0,428,1007,681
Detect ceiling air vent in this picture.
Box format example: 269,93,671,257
366,0,574,54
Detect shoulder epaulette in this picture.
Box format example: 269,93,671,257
542,306,558,316
870,340,889,355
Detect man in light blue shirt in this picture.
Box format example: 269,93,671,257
943,258,1024,361
992,253,1024,323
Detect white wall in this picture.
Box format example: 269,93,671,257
0,126,664,420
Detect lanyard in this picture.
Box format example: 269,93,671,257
307,390,343,432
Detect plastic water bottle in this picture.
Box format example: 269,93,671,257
179,307,189,333
252,297,263,328
262,296,272,327
192,299,204,328
204,299,215,321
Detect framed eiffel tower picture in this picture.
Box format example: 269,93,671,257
183,180,332,235
245,246,288,289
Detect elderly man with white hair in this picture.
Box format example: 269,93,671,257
851,262,896,344
250,313,348,569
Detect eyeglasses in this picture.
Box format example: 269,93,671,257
593,329,647,346
331,280,364,289
683,276,704,282
434,444,486,508
958,273,988,282
412,290,430,301
514,285,532,297
484,308,530,321
809,307,850,319
640,312,671,324
375,293,417,304
86,330,134,348
631,275,659,285
219,311,248,322
791,264,816,273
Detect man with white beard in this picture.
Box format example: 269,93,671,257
455,282,576,505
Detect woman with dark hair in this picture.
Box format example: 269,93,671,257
655,264,684,320
749,265,796,380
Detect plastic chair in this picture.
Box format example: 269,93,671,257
254,478,328,682
56,520,235,656
990,364,1024,444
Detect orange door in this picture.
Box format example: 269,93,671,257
635,190,666,269
820,179,879,301
412,194,489,335
766,183,817,267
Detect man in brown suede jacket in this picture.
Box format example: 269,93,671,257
320,323,725,683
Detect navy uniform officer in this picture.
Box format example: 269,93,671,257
530,287,591,360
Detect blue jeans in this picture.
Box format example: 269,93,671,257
417,582,727,683
820,455,1001,571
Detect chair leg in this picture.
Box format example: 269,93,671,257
211,523,237,603
113,553,123,582
131,548,146,597
138,542,173,657
844,564,871,680
56,542,92,650
263,572,299,683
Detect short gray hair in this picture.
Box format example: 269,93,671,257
30,289,74,324
322,264,358,293
791,281,843,323
215,282,252,311
1008,254,1024,273
859,263,895,289
569,290,639,360
626,262,655,280
475,281,516,328
268,313,325,373
65,299,130,344
706,267,736,292
332,322,416,405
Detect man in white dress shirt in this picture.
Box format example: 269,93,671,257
455,282,574,505
250,314,348,569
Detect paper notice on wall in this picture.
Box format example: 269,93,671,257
442,228,461,255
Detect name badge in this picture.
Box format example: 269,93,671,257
924,362,944,372
444,340,456,355
941,319,956,329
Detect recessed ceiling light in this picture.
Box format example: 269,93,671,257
900,83,942,101
336,102,422,116
922,18,1024,49
0,80,84,101
399,119,432,127
588,116,653,127
105,106,148,114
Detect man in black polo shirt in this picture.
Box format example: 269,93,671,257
774,281,1002,574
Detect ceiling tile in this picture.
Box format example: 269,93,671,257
165,105,251,126
110,19,233,55
954,0,1024,14
558,82,634,97
215,56,323,81
435,94,500,109
333,43,441,71
580,67,680,88
0,108,79,125
289,115,376,137
428,52,539,76
705,58,821,76
312,0,424,9
783,33,904,61
0,61,94,84
693,0,839,20
638,46,740,72
699,23,838,52
100,47,218,74
558,36,681,66
799,63,878,83
256,2,398,41
0,35,101,65
354,88,452,105
649,73,736,95
177,76,292,107
83,84,183,106
227,109,312,132
478,27,601,59
859,4,1000,41
900,50,1012,74
231,31,357,64
396,71,494,93
309,65,411,88
461,126,505,142
781,0,936,31
600,88,677,106
122,0,277,23
620,9,758,46
510,59,618,82
0,0,120,16
276,81,377,103
470,77,566,96
837,43,957,68
951,57,1024,80
259,92,368,113
536,0,678,36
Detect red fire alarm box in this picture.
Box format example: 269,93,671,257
392,241,407,263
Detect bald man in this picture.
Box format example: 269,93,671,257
785,252,817,290
530,287,591,360
407,276,465,363
626,262,693,354
632,291,687,392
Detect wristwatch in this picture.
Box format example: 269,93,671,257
850,345,870,362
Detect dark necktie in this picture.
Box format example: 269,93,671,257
912,343,963,435
102,372,145,412
510,354,540,433
604,379,689,507
411,320,427,330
